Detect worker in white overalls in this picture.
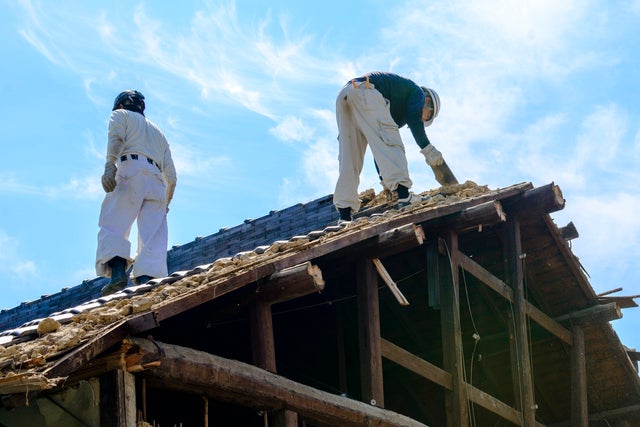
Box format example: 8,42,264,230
96,90,177,296
333,72,442,224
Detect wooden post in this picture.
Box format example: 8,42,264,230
571,325,588,426
438,232,469,427
250,300,298,426
100,369,136,427
357,258,384,407
426,240,441,309
504,217,537,426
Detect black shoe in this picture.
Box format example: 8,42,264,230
338,207,352,222
101,256,128,296
134,275,154,285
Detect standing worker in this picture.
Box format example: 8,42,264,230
333,71,444,223
96,90,177,296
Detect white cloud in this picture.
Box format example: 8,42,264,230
270,116,313,142
0,230,38,281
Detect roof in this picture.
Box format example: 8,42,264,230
0,181,638,425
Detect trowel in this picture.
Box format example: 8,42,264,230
430,159,459,186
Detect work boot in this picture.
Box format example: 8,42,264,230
134,275,154,285
337,207,352,225
397,192,431,209
101,256,128,296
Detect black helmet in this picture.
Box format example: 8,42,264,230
112,90,145,115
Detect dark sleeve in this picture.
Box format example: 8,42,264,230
406,91,431,149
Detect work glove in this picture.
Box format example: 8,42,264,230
165,181,176,213
420,144,444,167
101,163,117,192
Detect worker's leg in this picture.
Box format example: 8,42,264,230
95,161,144,278
333,85,368,214
132,171,169,279
346,85,412,192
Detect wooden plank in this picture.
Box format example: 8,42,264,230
131,338,428,427
372,258,409,306
357,258,384,407
381,338,452,390
438,232,469,426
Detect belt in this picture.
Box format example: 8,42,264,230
120,154,161,172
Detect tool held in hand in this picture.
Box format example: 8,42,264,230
421,144,459,186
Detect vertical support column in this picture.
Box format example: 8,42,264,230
571,325,588,426
426,240,441,309
505,217,536,426
357,258,384,407
250,301,277,373
438,232,469,427
250,301,298,426
100,369,136,427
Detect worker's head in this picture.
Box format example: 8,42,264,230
420,87,440,127
112,90,146,115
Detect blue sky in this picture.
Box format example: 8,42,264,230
1,0,639,352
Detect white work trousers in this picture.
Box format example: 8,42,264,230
333,82,412,213
96,156,168,279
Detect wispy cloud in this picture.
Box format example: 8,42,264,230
0,229,38,282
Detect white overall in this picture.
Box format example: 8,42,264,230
333,80,412,213
95,155,169,279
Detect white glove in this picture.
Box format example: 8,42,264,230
166,181,176,213
420,144,444,167
101,163,117,192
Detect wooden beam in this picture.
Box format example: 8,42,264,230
502,182,565,216
250,301,276,373
438,232,469,426
381,338,549,427
504,217,537,426
466,384,523,426
44,319,129,379
368,223,425,259
99,369,136,427
554,302,622,326
458,252,572,345
257,262,325,304
130,338,427,427
357,258,384,407
381,338,452,390
372,258,409,306
448,200,506,231
251,293,299,425
570,326,588,426
549,404,640,427
559,221,579,241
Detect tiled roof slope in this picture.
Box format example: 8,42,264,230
0,194,338,332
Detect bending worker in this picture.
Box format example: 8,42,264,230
333,71,443,223
96,90,177,296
